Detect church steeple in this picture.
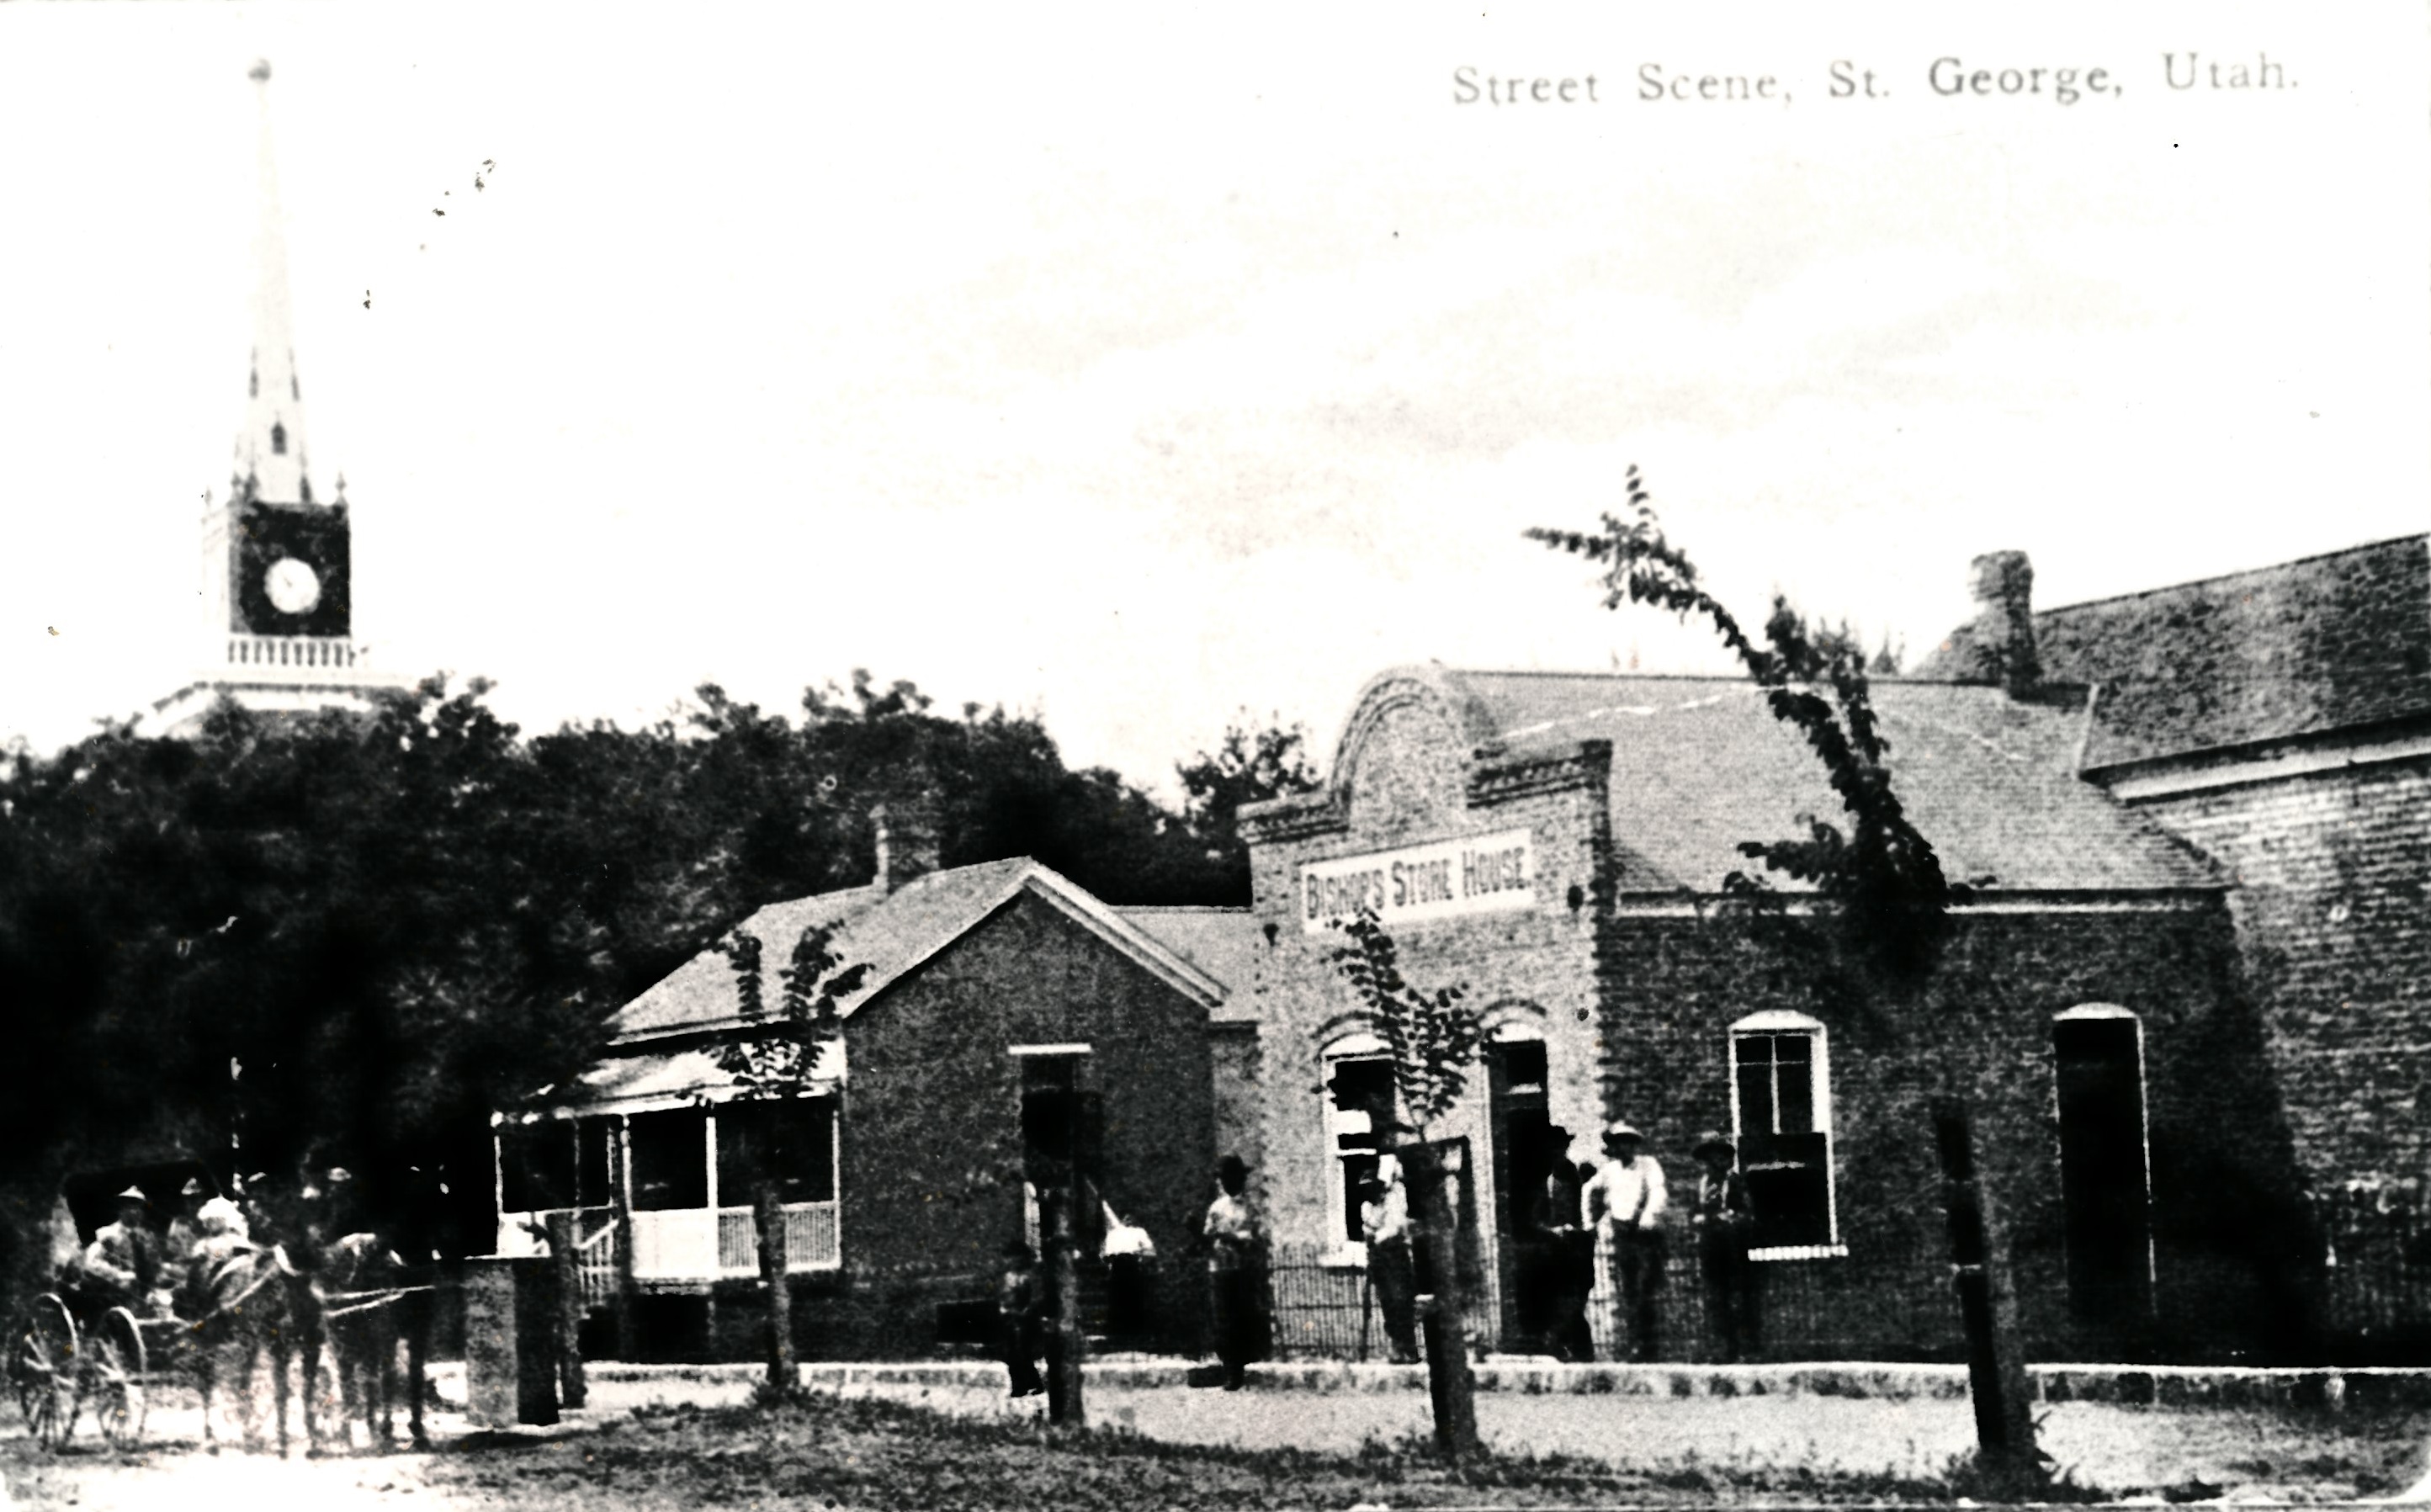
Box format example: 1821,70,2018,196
233,59,312,507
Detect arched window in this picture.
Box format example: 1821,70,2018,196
1320,1032,1392,1260
270,422,288,456
1728,1010,1839,1257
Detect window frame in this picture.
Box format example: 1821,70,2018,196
1321,1033,1392,1268
1727,1010,1844,1260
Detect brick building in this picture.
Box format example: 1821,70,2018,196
1236,662,2314,1362
498,811,1235,1361
1926,537,2431,1217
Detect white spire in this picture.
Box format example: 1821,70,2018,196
233,59,313,506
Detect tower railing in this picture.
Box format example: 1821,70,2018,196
226,634,357,668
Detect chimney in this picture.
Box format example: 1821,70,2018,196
872,796,941,893
1965,550,2040,696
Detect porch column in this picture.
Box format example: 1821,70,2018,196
612,1114,639,1360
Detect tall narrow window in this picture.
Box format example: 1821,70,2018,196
2054,1006,2153,1318
271,422,287,455
1729,1011,1837,1255
1321,1035,1393,1256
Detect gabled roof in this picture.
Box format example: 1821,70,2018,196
1379,668,2215,895
1117,907,1261,1023
610,858,1227,1044
1926,535,2431,769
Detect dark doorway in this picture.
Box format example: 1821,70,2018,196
1486,1039,1552,1347
2054,1013,2152,1320
1020,1054,1103,1253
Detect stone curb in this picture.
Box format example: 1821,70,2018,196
565,1357,2431,1406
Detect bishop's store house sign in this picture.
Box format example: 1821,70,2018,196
1298,828,1537,934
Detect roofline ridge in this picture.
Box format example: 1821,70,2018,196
1447,667,1762,683
2036,532,2429,619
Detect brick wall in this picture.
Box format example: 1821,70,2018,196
1209,1022,1266,1178
1243,678,1615,1262
1595,901,2312,1361
2125,757,2431,1192
800,889,1215,1357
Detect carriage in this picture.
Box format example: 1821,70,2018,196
4,1159,228,1451
5,1292,178,1450
8,1158,440,1455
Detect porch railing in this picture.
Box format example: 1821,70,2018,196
626,1202,841,1280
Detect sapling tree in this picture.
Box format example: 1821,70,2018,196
1528,467,2043,1490
713,923,868,1396
1326,907,1487,1461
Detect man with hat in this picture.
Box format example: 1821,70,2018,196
1582,1121,1668,1362
162,1175,212,1309
1690,1129,1762,1362
69,1186,166,1318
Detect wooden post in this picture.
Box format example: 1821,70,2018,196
1044,1183,1086,1426
612,1117,639,1361
1933,1096,2039,1487
543,1211,587,1410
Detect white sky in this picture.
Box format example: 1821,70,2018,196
3,3,2424,796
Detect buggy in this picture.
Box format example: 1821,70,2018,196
7,1159,228,1451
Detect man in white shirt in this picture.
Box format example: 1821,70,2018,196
1358,1157,1420,1364
1582,1121,1668,1361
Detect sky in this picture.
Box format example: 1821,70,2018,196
2,3,2423,798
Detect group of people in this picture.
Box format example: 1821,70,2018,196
990,1120,1765,1395
1527,1120,1764,1363
56,1176,268,1328
49,1163,424,1450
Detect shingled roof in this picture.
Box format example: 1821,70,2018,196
1117,907,1261,1023
1924,535,2431,770
1437,669,2214,895
609,857,1227,1043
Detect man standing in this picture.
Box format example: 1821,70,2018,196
1530,1126,1596,1362
998,1240,1046,1398
1201,1154,1266,1390
1359,1159,1420,1365
1583,1122,1668,1362
1690,1130,1762,1362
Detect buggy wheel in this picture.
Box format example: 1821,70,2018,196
91,1308,146,1450
10,1296,77,1451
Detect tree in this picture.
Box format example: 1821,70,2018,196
711,923,869,1396
1176,715,1324,902
1326,908,1486,1462
1528,467,2043,1489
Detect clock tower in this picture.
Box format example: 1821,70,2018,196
149,61,414,736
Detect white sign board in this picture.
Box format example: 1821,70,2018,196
1298,828,1538,935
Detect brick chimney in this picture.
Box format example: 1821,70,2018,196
1965,550,2040,696
872,796,941,893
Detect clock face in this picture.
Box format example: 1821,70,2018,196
264,556,322,615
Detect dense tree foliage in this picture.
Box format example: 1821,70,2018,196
1173,713,1324,899
0,669,1240,1291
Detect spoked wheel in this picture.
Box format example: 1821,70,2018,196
10,1295,78,1451
89,1308,146,1451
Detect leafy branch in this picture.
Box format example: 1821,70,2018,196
1325,908,1484,1134
1527,465,1973,990
712,923,868,1096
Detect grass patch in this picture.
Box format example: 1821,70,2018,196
410,1393,2093,1509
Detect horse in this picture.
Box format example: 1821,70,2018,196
182,1241,321,1457
317,1232,406,1450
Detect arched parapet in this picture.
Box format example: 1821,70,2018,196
1331,664,1502,837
